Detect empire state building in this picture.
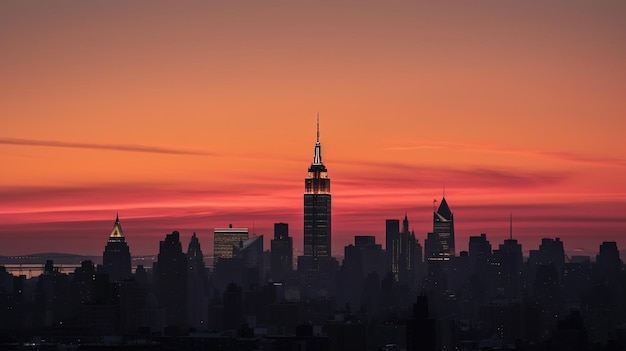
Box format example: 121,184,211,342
303,115,331,258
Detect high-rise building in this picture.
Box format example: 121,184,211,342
187,232,208,331
155,231,187,329
303,115,331,258
596,241,622,284
213,225,248,266
297,115,338,297
235,235,264,268
468,233,492,272
386,219,401,281
350,235,386,279
387,214,422,286
529,237,565,273
102,213,131,282
425,197,455,260
271,223,293,281
494,238,523,299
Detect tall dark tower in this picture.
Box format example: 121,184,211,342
426,197,455,260
304,114,331,258
271,223,293,281
102,213,131,282
386,219,401,281
187,233,208,330
155,231,187,329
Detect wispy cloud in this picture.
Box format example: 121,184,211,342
337,160,567,189
0,137,213,156
386,142,626,167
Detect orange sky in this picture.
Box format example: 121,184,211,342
1,1,625,257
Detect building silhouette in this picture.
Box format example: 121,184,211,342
298,115,338,297
425,197,455,260
303,115,331,259
213,225,249,266
407,295,437,351
102,213,131,282
493,235,523,300
187,232,208,331
155,231,187,331
234,235,265,287
271,222,293,282
596,241,622,284
386,214,422,287
386,219,401,281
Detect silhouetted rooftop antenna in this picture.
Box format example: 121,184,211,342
316,112,320,143
509,212,513,240
433,198,437,212
313,112,323,165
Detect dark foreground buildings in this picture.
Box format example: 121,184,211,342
155,231,188,331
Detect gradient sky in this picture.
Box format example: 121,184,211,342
1,1,625,258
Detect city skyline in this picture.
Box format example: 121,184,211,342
1,1,626,256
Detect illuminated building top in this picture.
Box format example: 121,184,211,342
313,114,323,166
213,225,249,265
103,212,131,281
306,113,330,194
109,213,125,239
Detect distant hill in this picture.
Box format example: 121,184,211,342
0,253,159,266
0,253,101,265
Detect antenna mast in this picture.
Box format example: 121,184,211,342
509,212,513,240
316,112,320,143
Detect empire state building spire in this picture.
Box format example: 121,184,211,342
313,112,322,165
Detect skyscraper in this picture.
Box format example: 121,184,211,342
425,197,455,260
271,223,293,281
303,115,331,258
213,225,249,266
596,241,622,284
386,219,401,281
102,213,131,282
155,231,187,329
186,232,208,330
386,214,422,286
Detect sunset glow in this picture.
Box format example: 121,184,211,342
1,1,625,257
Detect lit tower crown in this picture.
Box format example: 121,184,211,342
303,113,332,258
109,213,125,240
305,113,330,194
102,213,131,281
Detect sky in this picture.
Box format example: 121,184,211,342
1,1,625,258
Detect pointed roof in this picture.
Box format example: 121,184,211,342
436,197,453,220
109,213,125,238
240,235,263,250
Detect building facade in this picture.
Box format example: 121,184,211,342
426,197,455,261
271,222,293,281
102,213,131,282
213,225,249,266
155,231,187,329
303,116,331,258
